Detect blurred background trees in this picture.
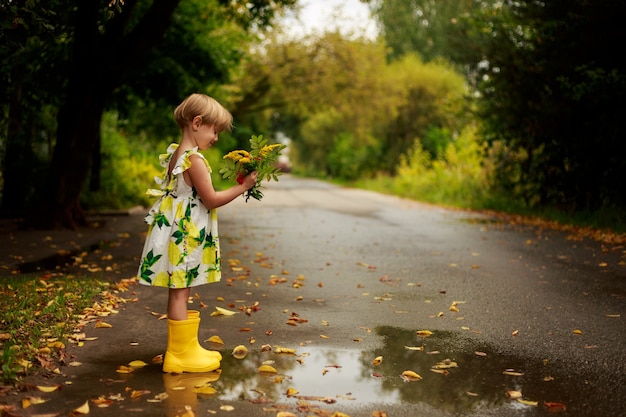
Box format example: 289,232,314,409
1,0,624,230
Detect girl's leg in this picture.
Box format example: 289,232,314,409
167,288,190,320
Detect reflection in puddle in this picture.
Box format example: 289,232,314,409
216,347,400,404
169,327,578,416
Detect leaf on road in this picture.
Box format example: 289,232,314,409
506,390,522,399
503,369,524,376
430,368,449,375
416,330,433,337
73,401,90,414
258,365,278,373
432,359,457,369
22,396,48,408
401,370,422,381
232,345,248,359
129,390,150,398
274,347,296,354
404,345,424,351
116,365,134,374
544,401,567,412
128,360,148,368
206,335,224,344
36,385,61,393
211,306,237,316
91,397,114,407
572,329,583,335
372,356,383,365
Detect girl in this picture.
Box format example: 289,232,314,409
137,93,257,373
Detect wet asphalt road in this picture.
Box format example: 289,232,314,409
5,175,626,417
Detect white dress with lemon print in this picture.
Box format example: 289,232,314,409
138,144,220,288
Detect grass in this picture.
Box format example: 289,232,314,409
0,273,111,384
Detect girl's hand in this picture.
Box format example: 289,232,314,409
242,171,258,190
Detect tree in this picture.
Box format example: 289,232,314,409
245,32,398,177
460,0,626,210
371,0,491,64
382,53,467,172
0,2,67,215
1,0,295,229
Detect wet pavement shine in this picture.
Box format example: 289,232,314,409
1,175,625,417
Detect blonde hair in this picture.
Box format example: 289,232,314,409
173,93,233,132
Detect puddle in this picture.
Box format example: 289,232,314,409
154,326,593,416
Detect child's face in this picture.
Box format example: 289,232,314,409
195,123,219,150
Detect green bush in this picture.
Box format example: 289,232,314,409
377,125,488,208
80,112,232,210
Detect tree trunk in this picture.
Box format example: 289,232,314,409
26,0,181,229
2,68,36,214
30,92,106,229
90,131,102,192
28,1,104,229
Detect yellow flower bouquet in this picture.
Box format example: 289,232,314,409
220,135,287,202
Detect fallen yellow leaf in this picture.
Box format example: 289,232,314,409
372,356,383,365
404,345,424,351
506,390,522,399
401,370,422,381
573,329,583,335
73,401,90,414
432,359,458,369
277,412,298,417
416,330,433,337
503,370,524,376
95,321,112,328
206,335,224,344
22,396,47,408
116,365,134,374
211,306,237,316
36,385,61,393
258,365,278,373
128,360,148,368
274,347,296,354
517,398,538,406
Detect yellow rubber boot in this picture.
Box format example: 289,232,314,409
163,312,222,373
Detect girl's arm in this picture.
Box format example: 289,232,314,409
186,154,257,209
